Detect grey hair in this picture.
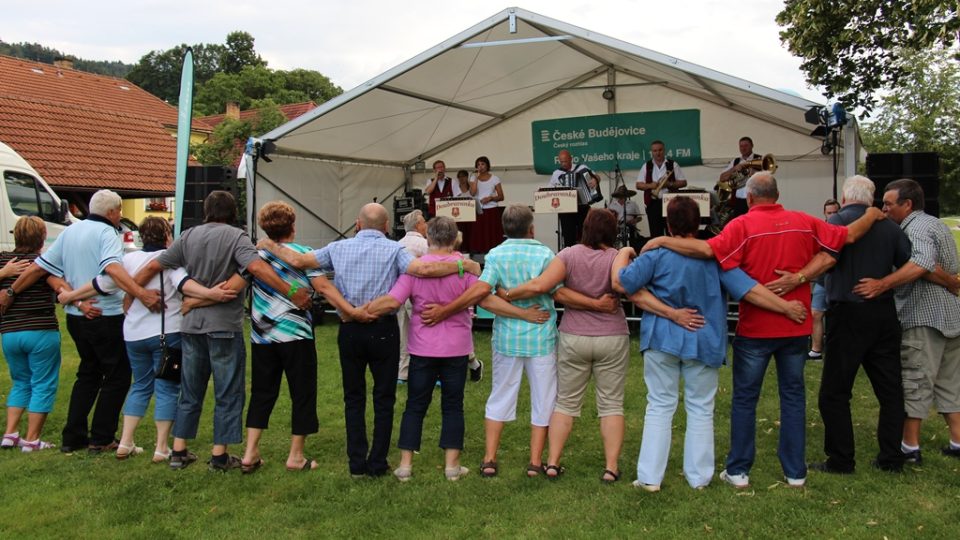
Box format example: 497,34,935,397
842,175,875,205
402,209,424,232
426,216,459,249
746,172,779,200
502,204,534,238
89,189,122,216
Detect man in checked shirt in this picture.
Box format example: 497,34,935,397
853,179,960,465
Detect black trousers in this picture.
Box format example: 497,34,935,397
645,199,665,238
62,315,130,447
337,316,399,475
559,204,590,249
246,339,319,435
819,300,905,470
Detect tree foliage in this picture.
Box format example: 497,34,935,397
0,40,133,77
191,100,288,166
126,43,226,103
124,31,341,114
192,65,341,116
860,47,960,214
777,1,959,113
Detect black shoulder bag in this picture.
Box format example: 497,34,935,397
155,271,182,382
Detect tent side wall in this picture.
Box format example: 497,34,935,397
254,156,406,248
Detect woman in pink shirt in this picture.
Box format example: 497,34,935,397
365,217,546,481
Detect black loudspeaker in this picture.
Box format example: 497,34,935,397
182,166,237,231
865,152,940,217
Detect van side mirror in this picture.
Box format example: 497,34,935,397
58,198,70,224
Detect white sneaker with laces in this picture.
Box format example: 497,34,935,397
719,469,750,489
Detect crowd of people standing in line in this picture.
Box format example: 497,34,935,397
1,168,959,491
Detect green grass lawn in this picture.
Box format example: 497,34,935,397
2,311,960,539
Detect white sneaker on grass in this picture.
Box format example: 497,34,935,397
785,476,806,488
631,480,661,492
719,469,750,489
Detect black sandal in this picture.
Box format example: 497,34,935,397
480,461,498,478
526,462,546,477
544,464,565,479
601,469,620,483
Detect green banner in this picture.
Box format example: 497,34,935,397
531,110,701,174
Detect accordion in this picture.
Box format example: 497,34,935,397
559,168,602,205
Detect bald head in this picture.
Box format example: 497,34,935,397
745,172,779,204
358,203,389,232
557,150,573,171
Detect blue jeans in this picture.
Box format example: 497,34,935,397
398,355,468,451
173,332,245,445
2,329,61,413
636,349,718,488
726,336,808,480
123,334,181,421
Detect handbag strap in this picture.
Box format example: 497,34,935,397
159,270,166,343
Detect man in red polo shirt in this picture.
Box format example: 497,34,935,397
641,172,883,488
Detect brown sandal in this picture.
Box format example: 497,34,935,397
544,464,565,479
526,462,546,477
601,469,620,483
479,461,498,478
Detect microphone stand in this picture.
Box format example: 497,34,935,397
612,160,631,248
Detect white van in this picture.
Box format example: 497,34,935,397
0,141,72,251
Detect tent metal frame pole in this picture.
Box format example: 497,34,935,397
380,85,502,118
406,67,606,165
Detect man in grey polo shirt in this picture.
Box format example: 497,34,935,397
0,190,162,453
854,178,960,464
136,191,312,471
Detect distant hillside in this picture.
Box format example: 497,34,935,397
0,40,133,78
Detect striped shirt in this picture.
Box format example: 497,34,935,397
0,252,57,333
252,242,323,344
479,238,557,356
894,211,960,337
313,229,415,310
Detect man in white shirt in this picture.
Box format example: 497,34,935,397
548,150,599,248
397,210,428,383
635,140,687,238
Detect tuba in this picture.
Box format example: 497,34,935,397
716,153,777,203
711,154,778,234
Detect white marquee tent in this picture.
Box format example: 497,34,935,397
253,6,857,250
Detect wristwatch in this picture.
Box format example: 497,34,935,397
797,272,808,284
4,287,15,297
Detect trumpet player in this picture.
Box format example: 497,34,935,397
717,136,761,220
636,140,687,238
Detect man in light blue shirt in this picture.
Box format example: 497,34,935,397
1,190,161,453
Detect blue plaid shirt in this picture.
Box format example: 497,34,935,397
313,229,414,310
479,238,558,357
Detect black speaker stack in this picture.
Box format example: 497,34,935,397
181,166,237,231
865,152,940,217
392,189,426,239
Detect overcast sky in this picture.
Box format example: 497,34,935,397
4,1,825,103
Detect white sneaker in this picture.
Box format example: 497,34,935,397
719,469,750,489
445,465,469,481
631,480,661,492
785,476,806,488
